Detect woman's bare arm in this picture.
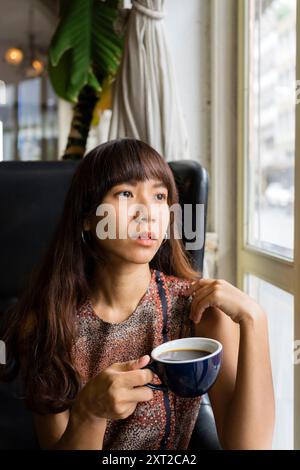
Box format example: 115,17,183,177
186,278,275,450
33,356,154,450
34,403,107,450
20,314,107,450
196,305,275,449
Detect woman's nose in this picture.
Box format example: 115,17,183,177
133,206,157,224
134,210,152,223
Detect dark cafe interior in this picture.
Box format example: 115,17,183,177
0,0,299,455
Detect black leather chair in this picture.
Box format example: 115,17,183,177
0,159,221,450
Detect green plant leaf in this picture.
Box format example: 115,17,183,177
48,0,123,102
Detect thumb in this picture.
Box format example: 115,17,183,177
182,281,196,296
113,355,151,372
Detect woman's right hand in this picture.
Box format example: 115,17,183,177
73,354,155,421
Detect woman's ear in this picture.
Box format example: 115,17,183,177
83,219,91,231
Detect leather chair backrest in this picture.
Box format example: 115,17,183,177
0,159,209,316
0,158,214,450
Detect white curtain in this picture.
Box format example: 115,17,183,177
108,0,190,161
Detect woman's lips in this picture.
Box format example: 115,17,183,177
132,231,158,246
134,238,157,247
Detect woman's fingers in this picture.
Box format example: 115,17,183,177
119,370,155,403
184,278,216,297
112,355,150,372
185,278,264,324
122,368,154,388
189,286,216,323
127,386,154,403
184,280,218,324
189,283,214,310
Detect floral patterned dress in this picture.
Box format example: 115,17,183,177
74,268,202,450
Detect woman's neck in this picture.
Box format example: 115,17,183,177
89,262,152,322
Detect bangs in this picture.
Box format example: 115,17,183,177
88,139,177,205
103,140,171,192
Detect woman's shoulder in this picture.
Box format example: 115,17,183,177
161,271,195,298
159,273,195,334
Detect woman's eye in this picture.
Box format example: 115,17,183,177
116,191,167,200
117,191,133,198
156,193,167,201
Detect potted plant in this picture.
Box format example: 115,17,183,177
48,0,125,159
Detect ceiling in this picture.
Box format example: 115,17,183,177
0,0,59,83
0,0,58,50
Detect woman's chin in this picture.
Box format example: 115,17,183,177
117,245,159,264
127,252,156,264
100,238,162,264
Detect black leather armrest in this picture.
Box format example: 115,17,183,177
0,374,39,449
187,393,222,450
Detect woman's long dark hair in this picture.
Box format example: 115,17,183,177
0,138,201,414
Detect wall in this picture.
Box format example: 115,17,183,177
60,0,211,171
210,0,238,283
164,0,211,169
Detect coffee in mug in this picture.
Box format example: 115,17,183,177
157,348,211,361
142,337,223,397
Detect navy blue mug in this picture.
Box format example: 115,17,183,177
142,337,222,397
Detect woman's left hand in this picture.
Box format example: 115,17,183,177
184,278,264,325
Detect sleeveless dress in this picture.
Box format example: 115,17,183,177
74,268,202,450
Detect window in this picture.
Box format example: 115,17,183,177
246,274,294,449
246,0,296,260
238,0,300,449
0,76,58,161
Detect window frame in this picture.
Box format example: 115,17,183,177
237,0,300,449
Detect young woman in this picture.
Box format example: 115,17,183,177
0,138,275,450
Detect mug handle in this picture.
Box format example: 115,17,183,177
141,361,168,393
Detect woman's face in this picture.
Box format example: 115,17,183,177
86,178,171,265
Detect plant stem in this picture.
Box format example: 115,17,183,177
62,85,99,160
